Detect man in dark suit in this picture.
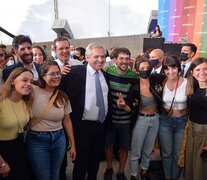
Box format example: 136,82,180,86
180,43,197,77
149,48,164,75
60,43,108,180
3,35,39,82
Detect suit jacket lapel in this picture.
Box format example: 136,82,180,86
80,66,87,112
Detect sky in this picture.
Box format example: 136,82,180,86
0,0,158,45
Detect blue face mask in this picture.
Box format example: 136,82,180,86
150,59,159,67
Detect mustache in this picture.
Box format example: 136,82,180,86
22,53,33,58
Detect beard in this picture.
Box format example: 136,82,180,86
19,53,33,64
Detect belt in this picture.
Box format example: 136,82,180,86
139,112,157,117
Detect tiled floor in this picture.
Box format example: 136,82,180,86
66,149,163,180
66,156,130,180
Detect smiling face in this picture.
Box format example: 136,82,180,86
192,62,207,83
115,52,130,74
33,47,44,64
86,47,105,71
15,42,33,64
13,71,34,96
55,40,70,63
43,65,61,90
164,66,179,80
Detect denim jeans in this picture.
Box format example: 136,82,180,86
26,129,66,180
130,113,159,177
159,113,187,179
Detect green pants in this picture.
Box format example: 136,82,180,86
185,121,207,180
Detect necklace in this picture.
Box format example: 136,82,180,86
10,99,27,133
167,78,180,91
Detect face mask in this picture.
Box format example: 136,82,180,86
180,52,188,61
70,51,75,56
73,55,80,60
51,51,57,60
150,59,159,67
138,69,151,79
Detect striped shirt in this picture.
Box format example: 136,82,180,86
106,66,138,124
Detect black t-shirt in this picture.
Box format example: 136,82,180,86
189,88,207,124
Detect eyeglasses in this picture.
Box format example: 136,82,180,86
45,71,61,77
0,53,5,57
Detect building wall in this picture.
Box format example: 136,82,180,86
32,34,149,58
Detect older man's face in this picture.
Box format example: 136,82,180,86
86,48,105,71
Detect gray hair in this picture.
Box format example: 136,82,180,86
85,43,106,57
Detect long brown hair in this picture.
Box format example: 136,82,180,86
186,58,207,96
32,45,47,61
0,67,34,112
38,60,69,107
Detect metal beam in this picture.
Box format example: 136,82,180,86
0,26,15,38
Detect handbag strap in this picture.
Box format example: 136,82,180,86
30,90,59,128
168,77,179,112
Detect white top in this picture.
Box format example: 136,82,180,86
55,58,82,67
82,64,108,121
163,78,188,110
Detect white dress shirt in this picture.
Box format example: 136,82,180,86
152,65,162,74
181,61,192,77
31,62,39,81
82,64,108,121
55,58,82,67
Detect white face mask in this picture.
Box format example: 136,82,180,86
51,51,57,59
7,60,15,66
70,50,75,56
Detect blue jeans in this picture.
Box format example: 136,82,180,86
26,129,66,180
130,113,159,177
159,113,187,179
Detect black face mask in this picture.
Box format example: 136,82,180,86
138,69,151,79
73,55,80,60
180,52,188,61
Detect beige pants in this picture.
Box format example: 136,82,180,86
185,121,207,180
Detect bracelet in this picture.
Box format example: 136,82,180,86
0,162,6,168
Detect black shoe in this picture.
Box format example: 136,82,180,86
104,168,113,180
130,175,138,180
140,169,148,180
116,172,127,180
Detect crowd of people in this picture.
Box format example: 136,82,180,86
0,34,207,180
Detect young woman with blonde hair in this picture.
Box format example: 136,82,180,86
0,67,34,179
